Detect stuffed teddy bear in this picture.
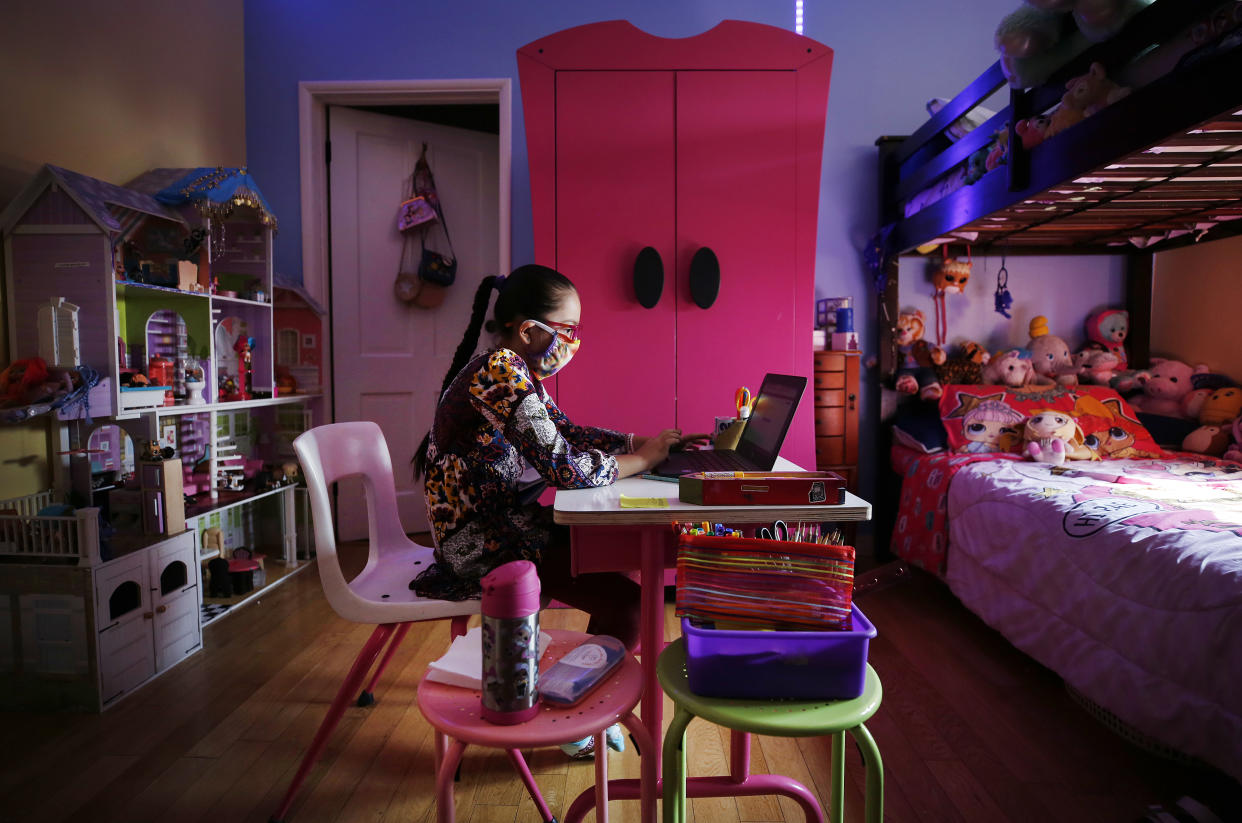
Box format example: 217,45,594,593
1128,358,1209,417
893,308,946,400
1043,62,1130,140
983,348,1054,388
1083,308,1129,368
1023,408,1098,465
1027,316,1081,386
935,340,991,386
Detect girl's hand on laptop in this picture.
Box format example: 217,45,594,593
635,429,684,470
672,432,711,452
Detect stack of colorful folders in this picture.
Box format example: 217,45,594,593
674,534,855,631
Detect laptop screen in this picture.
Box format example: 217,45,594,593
734,373,807,469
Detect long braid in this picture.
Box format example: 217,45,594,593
413,275,498,479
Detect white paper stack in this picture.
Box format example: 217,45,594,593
425,625,551,689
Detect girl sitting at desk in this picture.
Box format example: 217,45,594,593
412,264,705,653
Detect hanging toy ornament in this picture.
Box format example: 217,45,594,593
994,255,1014,318
930,245,972,346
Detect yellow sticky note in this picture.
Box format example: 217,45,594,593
619,495,670,509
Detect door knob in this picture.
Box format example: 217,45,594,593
156,605,167,614
689,247,720,309
633,246,663,308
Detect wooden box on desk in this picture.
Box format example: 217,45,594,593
678,471,846,506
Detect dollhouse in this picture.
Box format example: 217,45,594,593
0,165,321,711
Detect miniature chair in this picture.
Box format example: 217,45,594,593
274,421,551,822
658,638,884,823
418,628,655,823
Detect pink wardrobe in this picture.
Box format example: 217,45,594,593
518,21,833,468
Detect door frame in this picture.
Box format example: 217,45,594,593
297,78,513,422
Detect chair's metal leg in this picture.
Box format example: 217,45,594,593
270,623,396,822
357,622,411,706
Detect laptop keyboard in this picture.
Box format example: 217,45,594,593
682,450,747,471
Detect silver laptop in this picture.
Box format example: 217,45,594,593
652,373,807,477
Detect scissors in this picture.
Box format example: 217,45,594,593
758,519,790,541
735,386,752,419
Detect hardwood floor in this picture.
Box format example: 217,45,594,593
2,555,1239,823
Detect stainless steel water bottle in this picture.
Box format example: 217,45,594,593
480,560,541,724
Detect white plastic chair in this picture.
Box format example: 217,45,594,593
273,421,557,823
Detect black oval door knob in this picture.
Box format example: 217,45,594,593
689,247,720,309
633,246,663,309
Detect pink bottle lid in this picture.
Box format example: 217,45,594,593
481,560,541,619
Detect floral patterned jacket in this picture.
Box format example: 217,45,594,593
422,348,632,587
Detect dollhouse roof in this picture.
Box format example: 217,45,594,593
0,164,185,236
273,272,326,315
129,167,278,230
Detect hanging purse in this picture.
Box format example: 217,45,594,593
413,146,457,287
397,195,437,233
397,148,439,233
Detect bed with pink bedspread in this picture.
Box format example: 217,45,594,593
891,446,1242,780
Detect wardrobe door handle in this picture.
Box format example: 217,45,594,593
848,393,856,411
633,246,664,309
689,246,720,309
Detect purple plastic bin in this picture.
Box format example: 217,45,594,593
681,604,876,701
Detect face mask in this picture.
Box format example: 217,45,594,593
526,320,581,379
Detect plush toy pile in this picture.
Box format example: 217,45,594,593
995,0,1154,90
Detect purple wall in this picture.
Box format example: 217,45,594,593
244,0,1023,513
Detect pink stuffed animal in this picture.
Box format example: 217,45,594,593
1083,308,1129,369
1027,315,1081,386
1073,349,1120,385
1129,358,1209,417
983,348,1051,388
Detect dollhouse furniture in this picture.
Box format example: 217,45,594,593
813,351,860,491
518,21,833,470
553,465,871,821
658,640,884,823
0,164,317,710
139,456,185,536
874,0,1242,782
418,629,654,823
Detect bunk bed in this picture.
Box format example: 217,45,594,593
873,0,1242,782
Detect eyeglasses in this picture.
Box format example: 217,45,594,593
528,319,581,343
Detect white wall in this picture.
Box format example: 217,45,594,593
898,253,1127,355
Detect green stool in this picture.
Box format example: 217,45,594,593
658,638,883,823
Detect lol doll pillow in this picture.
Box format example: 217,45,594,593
938,383,1163,459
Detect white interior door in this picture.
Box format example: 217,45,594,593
330,106,499,538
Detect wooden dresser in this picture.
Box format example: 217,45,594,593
813,351,859,491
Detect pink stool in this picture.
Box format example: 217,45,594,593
417,628,656,823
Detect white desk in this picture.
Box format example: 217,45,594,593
552,457,872,823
